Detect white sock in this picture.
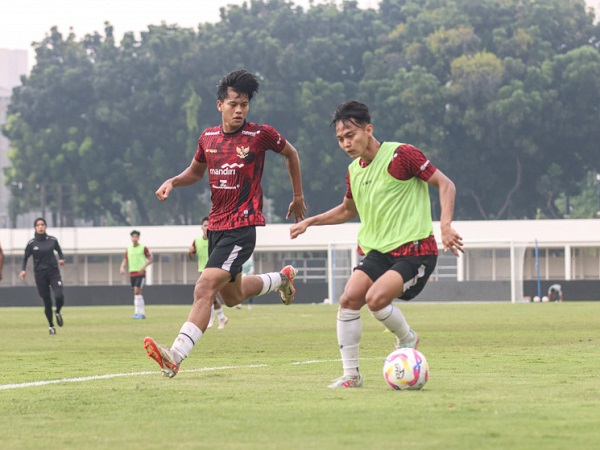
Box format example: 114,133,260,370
136,295,145,316
337,308,362,377
215,307,226,320
258,272,285,295
133,295,144,314
370,304,411,342
171,321,203,364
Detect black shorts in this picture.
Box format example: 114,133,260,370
355,251,437,300
130,275,146,289
34,268,64,300
206,226,256,282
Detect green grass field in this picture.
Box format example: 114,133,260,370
1,302,599,450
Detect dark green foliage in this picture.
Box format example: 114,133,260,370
3,0,599,224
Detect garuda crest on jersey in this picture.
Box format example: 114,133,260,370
236,146,250,159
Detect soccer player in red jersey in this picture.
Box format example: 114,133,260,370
290,101,463,388
144,70,306,377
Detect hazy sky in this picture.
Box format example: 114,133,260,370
1,0,597,68
0,1,374,53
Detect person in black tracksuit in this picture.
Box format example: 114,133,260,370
19,217,66,335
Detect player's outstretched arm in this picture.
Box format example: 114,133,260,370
156,159,207,201
290,197,358,239
427,169,464,257
279,142,307,223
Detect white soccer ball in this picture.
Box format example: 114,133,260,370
383,348,429,390
542,296,549,302
533,296,541,302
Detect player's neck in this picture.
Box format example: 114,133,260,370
222,120,246,134
361,137,381,165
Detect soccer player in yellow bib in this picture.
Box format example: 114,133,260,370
290,101,464,388
188,217,229,329
120,230,153,319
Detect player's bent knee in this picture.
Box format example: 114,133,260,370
219,297,238,308
193,282,217,302
339,293,363,310
365,293,394,313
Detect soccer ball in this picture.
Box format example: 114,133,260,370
383,348,429,390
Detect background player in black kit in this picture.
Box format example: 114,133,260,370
144,69,306,377
19,217,66,335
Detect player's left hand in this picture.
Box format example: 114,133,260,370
290,220,309,239
58,259,65,266
286,195,307,223
441,225,464,257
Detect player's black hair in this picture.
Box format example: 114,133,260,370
34,217,47,227
201,216,209,223
331,100,371,128
216,70,260,102
130,230,140,237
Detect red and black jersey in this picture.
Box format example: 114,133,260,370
194,121,286,230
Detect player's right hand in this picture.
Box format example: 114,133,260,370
155,181,173,201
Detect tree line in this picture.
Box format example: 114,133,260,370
3,0,600,226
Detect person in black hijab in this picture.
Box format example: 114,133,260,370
19,218,66,335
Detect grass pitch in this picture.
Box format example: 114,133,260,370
1,301,599,449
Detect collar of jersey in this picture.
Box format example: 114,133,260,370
222,120,247,136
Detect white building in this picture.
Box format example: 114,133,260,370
1,219,599,302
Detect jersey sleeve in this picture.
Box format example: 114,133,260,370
21,242,32,271
54,239,64,260
260,124,287,153
344,170,353,200
194,135,207,163
388,144,437,181
144,247,151,258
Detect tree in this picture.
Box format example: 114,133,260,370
3,0,599,225
4,27,95,226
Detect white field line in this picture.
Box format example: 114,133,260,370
0,357,385,391
0,364,268,390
